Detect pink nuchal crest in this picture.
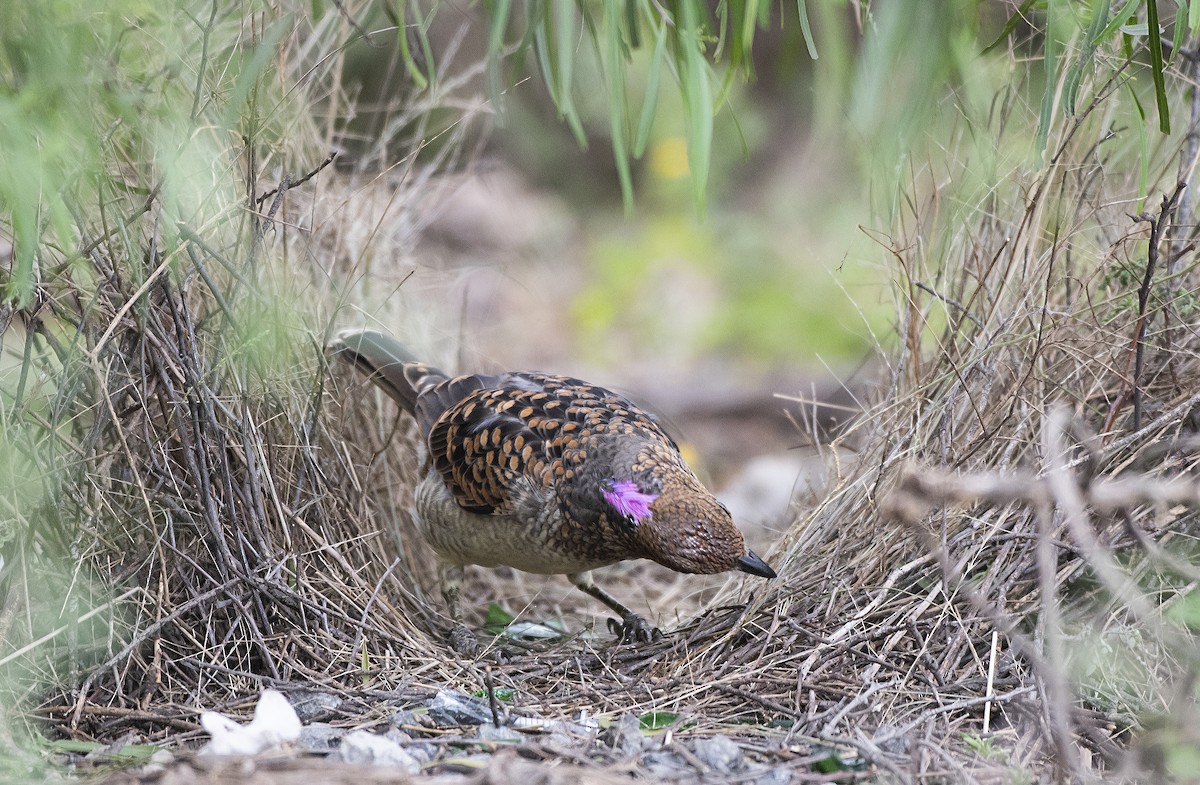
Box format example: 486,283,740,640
602,480,657,521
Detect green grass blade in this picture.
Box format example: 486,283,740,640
796,0,818,59
625,0,641,48
1036,0,1062,155
1146,0,1171,133
1063,0,1109,115
486,0,513,108
1084,0,1111,49
395,0,429,90
487,0,513,65
1126,78,1150,210
557,0,588,147
1190,0,1200,35
982,0,1037,54
533,12,555,92
633,20,668,159
224,18,289,126
678,0,712,213
414,6,437,88
1093,0,1142,42
1172,0,1188,63
741,0,760,69
604,0,634,212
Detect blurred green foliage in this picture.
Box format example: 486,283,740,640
571,210,872,365
0,1,137,303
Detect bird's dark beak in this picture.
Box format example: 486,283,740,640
737,549,776,579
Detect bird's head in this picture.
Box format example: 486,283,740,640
601,468,776,579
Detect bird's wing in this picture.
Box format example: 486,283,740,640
426,373,669,516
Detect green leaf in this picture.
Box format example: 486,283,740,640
633,19,668,159
1168,741,1200,779
414,10,437,87
1036,0,1064,154
44,740,105,754
484,602,515,628
1166,588,1200,629
638,711,679,730
532,1,588,148
486,0,513,64
677,0,713,213
1093,0,1143,42
604,0,634,212
223,18,289,126
1062,0,1109,115
624,0,641,48
113,745,159,762
556,0,588,147
394,0,429,90
809,745,868,773
1146,0,1170,133
796,0,818,59
812,753,847,773
982,0,1037,55
43,739,158,762
740,0,759,69
485,0,513,109
1173,0,1188,60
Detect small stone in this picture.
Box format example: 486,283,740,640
544,731,575,748
438,753,495,773
602,712,644,755
478,722,523,743
148,750,175,766
288,691,343,722
873,724,910,756
427,689,494,726
508,716,596,739
388,709,418,729
642,750,687,777
141,749,175,775
692,735,742,772
338,730,421,773
749,763,793,785
297,722,344,752
385,728,411,743
382,727,435,763
409,744,438,764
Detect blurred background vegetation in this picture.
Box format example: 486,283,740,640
0,1,1180,376
2,0,1199,779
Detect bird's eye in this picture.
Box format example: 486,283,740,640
624,514,639,528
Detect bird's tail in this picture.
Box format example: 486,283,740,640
329,329,448,416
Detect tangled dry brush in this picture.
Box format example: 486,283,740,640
4,84,1200,785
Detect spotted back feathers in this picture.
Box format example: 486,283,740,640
426,372,675,515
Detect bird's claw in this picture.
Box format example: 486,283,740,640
448,625,481,657
607,614,663,644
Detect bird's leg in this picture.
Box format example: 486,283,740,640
441,563,481,656
568,572,663,644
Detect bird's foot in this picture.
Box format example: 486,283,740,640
607,613,663,644
447,625,481,657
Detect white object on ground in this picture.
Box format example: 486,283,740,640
339,730,421,772
199,689,302,756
